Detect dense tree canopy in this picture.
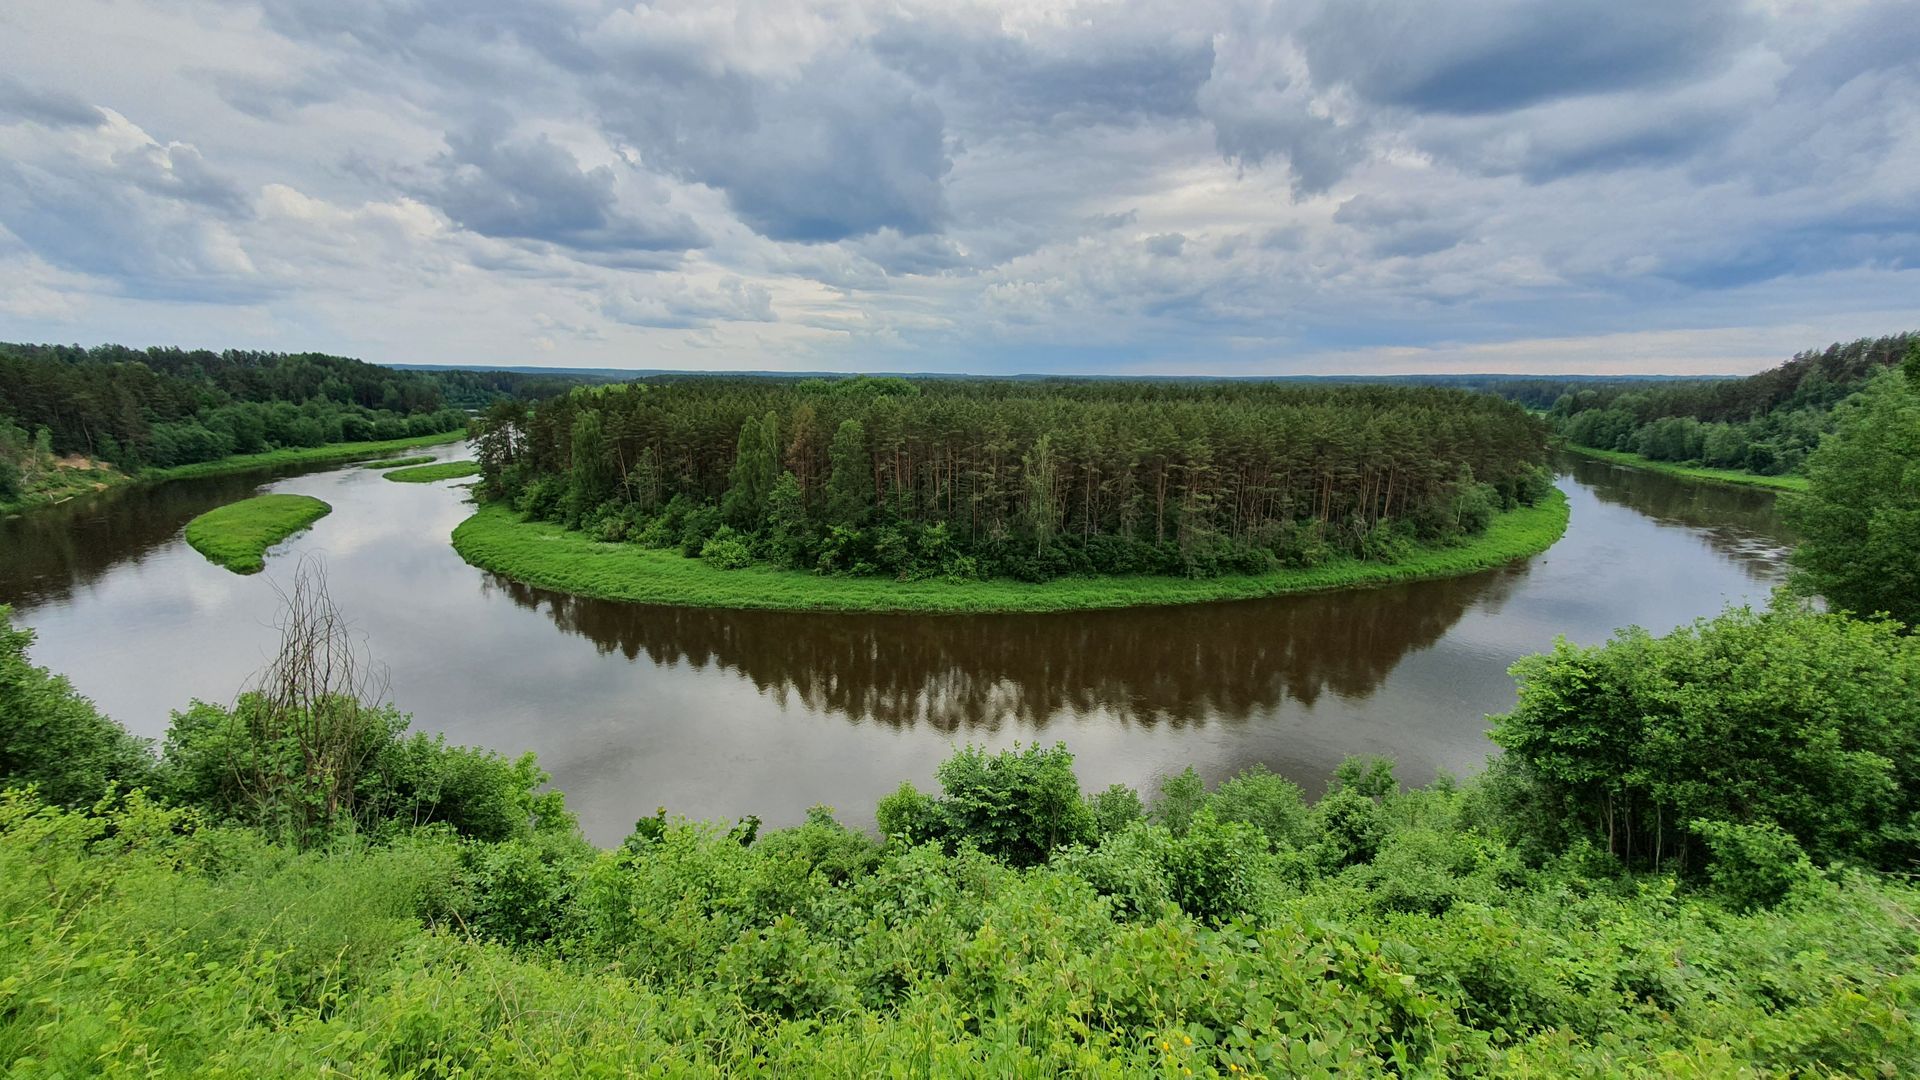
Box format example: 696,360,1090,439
1546,332,1918,475
476,377,1553,581
1492,601,1920,875
1782,363,1920,626
0,342,472,472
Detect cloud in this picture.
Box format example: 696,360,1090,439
0,0,1914,375
585,45,952,243
601,277,777,329
417,125,707,254
0,76,105,128
0,109,260,298
1298,0,1752,115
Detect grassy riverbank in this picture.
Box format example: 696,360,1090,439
184,494,332,574
383,459,480,483
452,488,1569,613
144,430,467,483
359,454,437,470
1560,443,1809,492
1,432,467,516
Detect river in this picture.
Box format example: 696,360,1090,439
0,445,1789,845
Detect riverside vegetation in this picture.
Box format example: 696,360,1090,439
0,342,600,514
358,455,438,470
2,571,1918,1075
5,351,1919,1075
463,379,1557,611
1543,332,1918,488
383,459,482,484
182,494,333,574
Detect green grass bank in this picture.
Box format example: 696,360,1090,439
145,429,468,483
358,454,438,470
451,488,1569,614
1,431,468,516
184,494,332,574
1560,443,1809,492
383,459,481,483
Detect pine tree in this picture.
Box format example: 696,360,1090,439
825,419,873,528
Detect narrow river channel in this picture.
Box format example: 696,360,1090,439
0,447,1789,845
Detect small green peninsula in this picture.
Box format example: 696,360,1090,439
184,494,332,574
383,460,481,483
358,454,438,470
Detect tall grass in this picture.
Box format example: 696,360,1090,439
184,494,331,574
451,489,1570,614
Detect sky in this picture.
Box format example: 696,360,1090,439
0,0,1916,376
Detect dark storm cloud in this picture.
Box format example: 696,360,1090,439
418,125,706,253
1333,194,1476,258
586,49,952,244
1299,0,1753,115
0,77,106,128
870,18,1215,127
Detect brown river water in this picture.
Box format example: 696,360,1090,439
0,444,1789,845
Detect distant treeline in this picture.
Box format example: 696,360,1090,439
477,378,1553,581
1546,333,1920,475
0,343,594,473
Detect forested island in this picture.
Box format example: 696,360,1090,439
459,379,1562,611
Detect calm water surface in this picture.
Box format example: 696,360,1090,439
0,447,1789,845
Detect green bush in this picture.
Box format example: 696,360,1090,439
1691,818,1816,911
0,607,157,806
699,532,753,569
1492,601,1920,871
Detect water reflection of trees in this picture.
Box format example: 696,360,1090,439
0,474,268,607
484,565,1525,732
1558,455,1791,575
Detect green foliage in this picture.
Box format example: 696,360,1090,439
1559,443,1810,491
1690,818,1816,911
357,454,436,469
159,693,571,847
1152,766,1208,835
183,493,332,574
1207,765,1313,850
1086,782,1145,837
900,743,1098,866
1782,368,1920,627
1314,787,1387,868
1550,331,1917,483
721,411,781,527
380,459,480,483
451,490,1570,613
1492,601,1920,872
824,417,872,528
472,377,1553,585
564,409,616,524
6,750,1918,1076
0,607,156,805
14,552,1920,1070
698,531,753,569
